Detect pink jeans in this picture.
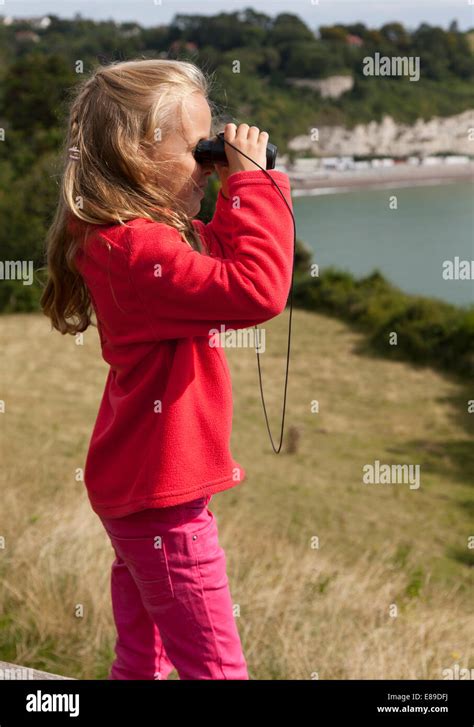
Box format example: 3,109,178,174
99,495,249,680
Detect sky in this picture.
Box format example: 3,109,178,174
1,0,473,31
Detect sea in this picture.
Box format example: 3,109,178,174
292,180,474,308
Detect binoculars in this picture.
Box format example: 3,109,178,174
193,131,277,170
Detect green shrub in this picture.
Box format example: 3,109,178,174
0,279,43,313
292,269,474,378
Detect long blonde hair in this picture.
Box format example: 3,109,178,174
40,58,221,335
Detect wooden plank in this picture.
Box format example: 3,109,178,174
0,660,75,680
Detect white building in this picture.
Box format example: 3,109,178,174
1,16,51,29
444,155,470,165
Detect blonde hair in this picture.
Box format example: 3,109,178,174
40,58,221,334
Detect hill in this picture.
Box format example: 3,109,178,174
0,308,472,678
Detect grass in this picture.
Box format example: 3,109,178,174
0,308,473,679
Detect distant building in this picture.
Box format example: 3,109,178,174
371,158,395,168
422,156,442,166
14,30,40,43
169,40,198,53
353,160,370,170
291,158,321,173
444,155,470,165
321,156,355,171
346,34,364,47
1,15,51,29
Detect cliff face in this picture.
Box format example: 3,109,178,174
287,75,354,98
288,110,474,157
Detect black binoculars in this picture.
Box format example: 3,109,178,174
193,131,277,170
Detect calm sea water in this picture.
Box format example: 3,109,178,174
292,181,474,308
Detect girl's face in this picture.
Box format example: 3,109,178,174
153,92,215,217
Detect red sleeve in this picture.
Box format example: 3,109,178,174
126,169,294,340
192,188,235,260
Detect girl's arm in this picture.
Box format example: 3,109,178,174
193,168,285,261
126,169,294,340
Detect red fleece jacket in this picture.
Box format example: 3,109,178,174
73,169,294,518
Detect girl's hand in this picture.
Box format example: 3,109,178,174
222,123,268,176
214,162,230,199
213,123,268,197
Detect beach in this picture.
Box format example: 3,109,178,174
280,161,474,195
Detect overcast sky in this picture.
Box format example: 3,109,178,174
1,0,473,31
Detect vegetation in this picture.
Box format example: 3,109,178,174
292,266,474,379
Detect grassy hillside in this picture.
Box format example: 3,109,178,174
0,308,472,679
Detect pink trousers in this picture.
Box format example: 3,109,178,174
99,494,249,680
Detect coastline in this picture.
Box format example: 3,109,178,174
280,162,474,196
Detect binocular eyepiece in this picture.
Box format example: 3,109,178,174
193,131,277,170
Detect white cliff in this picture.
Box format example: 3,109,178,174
288,110,474,157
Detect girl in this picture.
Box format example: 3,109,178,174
41,59,294,680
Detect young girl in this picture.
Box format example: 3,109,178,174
41,59,294,680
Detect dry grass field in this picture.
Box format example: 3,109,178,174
0,308,472,679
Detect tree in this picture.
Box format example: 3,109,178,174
380,22,409,49
284,42,332,77
3,53,76,133
319,26,347,43
268,13,315,46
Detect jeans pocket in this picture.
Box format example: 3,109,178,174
188,509,221,564
106,533,175,602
